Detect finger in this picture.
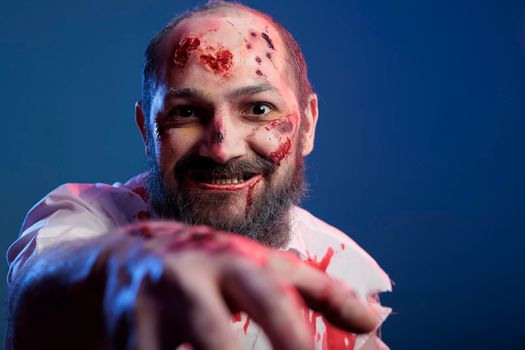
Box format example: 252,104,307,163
164,271,241,350
130,261,240,350
221,261,314,350
268,251,382,334
134,292,165,350
185,283,241,350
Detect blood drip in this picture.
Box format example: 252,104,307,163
245,176,264,217
266,52,272,59
256,69,264,76
261,32,275,50
132,187,149,202
304,248,357,350
255,56,262,64
268,138,292,166
231,313,251,335
341,243,346,251
174,36,201,67
305,247,334,272
199,50,233,74
243,316,251,334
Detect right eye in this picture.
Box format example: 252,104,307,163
168,105,196,118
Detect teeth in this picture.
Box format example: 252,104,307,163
209,178,244,185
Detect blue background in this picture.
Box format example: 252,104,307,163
1,0,524,348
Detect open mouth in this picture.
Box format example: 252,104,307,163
187,173,263,190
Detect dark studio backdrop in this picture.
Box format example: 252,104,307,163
1,0,524,349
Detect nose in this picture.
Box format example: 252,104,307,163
198,115,246,164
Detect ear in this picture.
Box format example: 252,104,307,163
135,100,150,156
301,93,319,156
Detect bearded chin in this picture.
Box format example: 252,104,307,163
145,154,306,249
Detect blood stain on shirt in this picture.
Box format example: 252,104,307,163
305,247,334,272
341,243,346,251
231,313,251,335
199,49,233,74
173,36,201,67
304,247,357,349
132,187,149,202
231,313,242,322
243,316,251,334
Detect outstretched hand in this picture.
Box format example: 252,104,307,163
102,221,382,350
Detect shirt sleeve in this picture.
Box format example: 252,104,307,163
359,331,390,350
6,183,119,285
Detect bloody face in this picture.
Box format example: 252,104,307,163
144,11,309,248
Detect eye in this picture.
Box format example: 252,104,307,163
168,105,196,118
245,102,273,116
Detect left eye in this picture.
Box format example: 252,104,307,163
246,103,272,116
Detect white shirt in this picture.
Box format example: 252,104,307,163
7,173,392,349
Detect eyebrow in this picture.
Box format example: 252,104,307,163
167,87,207,99
167,83,281,101
227,83,281,99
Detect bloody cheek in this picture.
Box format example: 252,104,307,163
266,113,298,166
264,115,294,134
268,138,292,166
249,113,299,166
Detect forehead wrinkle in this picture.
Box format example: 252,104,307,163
227,83,281,100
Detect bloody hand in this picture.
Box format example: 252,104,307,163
102,221,382,350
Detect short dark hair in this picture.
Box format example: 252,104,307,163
142,1,313,132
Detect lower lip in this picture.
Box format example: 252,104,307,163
188,174,264,191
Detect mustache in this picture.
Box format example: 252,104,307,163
174,154,275,181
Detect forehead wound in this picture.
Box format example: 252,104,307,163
173,35,234,74
171,15,285,79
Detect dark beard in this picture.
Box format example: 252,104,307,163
145,152,305,248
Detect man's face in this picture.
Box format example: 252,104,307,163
138,10,317,247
